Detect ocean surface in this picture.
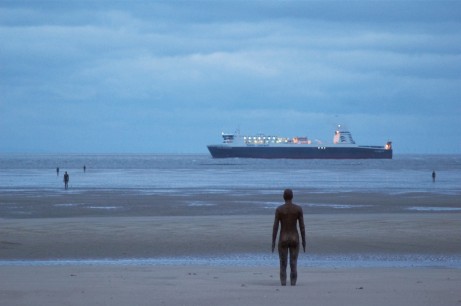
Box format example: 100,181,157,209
1,153,460,195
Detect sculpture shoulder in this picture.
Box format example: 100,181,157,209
293,203,303,212
276,203,303,214
275,204,284,214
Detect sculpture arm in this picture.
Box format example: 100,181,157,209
272,210,280,253
298,210,306,252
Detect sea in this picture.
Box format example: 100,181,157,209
0,153,460,195
1,153,460,268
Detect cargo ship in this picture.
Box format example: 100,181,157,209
207,125,392,159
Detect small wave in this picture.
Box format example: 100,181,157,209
54,203,80,207
407,207,461,212
307,203,370,209
188,202,216,207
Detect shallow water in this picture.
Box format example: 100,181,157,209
1,253,460,268
1,154,460,195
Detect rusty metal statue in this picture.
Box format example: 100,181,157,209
272,189,306,286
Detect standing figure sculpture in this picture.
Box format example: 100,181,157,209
272,189,306,286
63,171,69,190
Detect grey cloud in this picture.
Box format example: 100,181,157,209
1,1,460,153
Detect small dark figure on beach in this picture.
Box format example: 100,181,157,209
432,170,436,182
272,189,306,286
56,167,59,176
63,171,69,189
83,165,86,173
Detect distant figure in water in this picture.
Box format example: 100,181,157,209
432,170,436,182
272,189,306,286
56,167,59,176
83,165,86,173
63,171,69,189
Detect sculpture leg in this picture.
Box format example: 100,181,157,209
278,244,288,286
289,243,300,286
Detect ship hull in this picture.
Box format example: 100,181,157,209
207,145,392,159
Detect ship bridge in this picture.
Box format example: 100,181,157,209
333,126,356,145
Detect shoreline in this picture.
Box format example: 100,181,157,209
2,254,461,269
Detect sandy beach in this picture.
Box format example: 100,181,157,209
1,214,461,260
1,265,460,306
1,189,461,305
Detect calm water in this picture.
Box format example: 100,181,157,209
0,154,460,195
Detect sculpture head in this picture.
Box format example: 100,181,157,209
283,189,293,201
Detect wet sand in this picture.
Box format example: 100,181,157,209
1,190,461,305
1,214,461,260
1,188,460,218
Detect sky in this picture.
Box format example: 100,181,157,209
1,0,460,154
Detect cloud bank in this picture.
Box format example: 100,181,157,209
1,1,460,153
